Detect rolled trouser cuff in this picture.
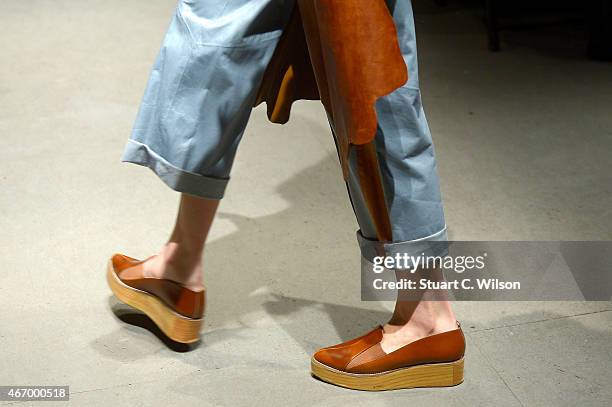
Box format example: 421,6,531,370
356,226,449,263
121,139,228,200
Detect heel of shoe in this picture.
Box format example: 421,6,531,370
311,357,464,391
421,357,464,387
106,261,202,344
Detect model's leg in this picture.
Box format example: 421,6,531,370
134,194,219,292
378,0,458,352
346,143,457,355
110,0,295,343
119,0,294,287
337,0,456,354
311,0,464,389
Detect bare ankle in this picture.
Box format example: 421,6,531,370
380,295,458,353
143,244,204,291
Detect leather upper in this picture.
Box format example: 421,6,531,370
255,0,408,179
314,325,465,374
254,0,404,243
111,254,205,319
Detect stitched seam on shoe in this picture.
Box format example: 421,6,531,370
345,342,380,371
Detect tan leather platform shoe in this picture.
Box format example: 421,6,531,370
106,253,204,343
311,323,465,391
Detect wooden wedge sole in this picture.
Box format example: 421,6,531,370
106,260,202,344
311,357,464,391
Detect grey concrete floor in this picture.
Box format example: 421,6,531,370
1,1,611,406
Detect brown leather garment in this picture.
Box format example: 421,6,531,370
254,0,408,178
254,0,406,242
314,325,466,374
110,254,205,320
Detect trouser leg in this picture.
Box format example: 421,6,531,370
123,0,447,264
344,0,449,266
121,0,295,199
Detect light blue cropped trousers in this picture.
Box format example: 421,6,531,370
122,0,449,263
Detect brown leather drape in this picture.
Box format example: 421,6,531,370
254,0,408,242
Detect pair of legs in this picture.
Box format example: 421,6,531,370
142,193,456,353
123,0,456,353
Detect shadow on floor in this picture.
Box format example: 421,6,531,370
107,295,199,352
